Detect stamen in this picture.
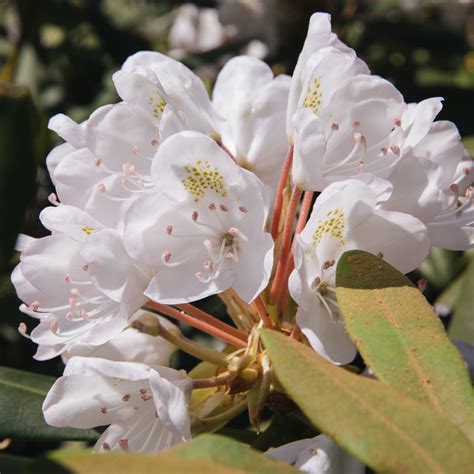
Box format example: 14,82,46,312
162,251,172,264
417,278,427,292
377,251,384,258
94,158,102,167
394,118,401,127
50,320,59,334
192,211,198,221
353,121,360,128
390,144,400,155
208,203,216,210
122,394,131,401
166,225,173,235
100,405,107,414
119,439,130,451
102,443,111,451
239,206,248,213
82,263,89,271
97,183,106,193
151,139,159,147
48,193,60,206
220,204,228,212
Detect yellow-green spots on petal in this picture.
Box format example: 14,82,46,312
81,227,95,235
312,208,346,246
148,90,166,119
181,160,227,202
302,77,323,114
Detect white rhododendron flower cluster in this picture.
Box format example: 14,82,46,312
12,12,473,462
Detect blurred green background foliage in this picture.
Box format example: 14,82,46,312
0,0,473,458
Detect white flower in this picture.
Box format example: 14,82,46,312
212,55,291,190
124,131,273,304
63,310,179,367
381,97,474,250
48,101,159,229
287,12,356,138
291,51,404,191
289,180,430,364
12,206,150,358
43,357,192,453
119,51,218,136
267,434,364,474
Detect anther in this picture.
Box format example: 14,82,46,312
97,183,106,193
192,211,198,221
463,167,470,175
100,405,107,414
357,160,365,171
151,139,159,147
353,121,360,128
417,278,427,292
196,272,205,281
132,147,139,156
66,312,73,321
82,263,89,271
79,309,89,319
166,225,173,235
394,118,401,126
64,274,71,283
18,322,28,337
48,193,60,206
208,203,216,210
204,260,213,271
139,388,147,394
102,443,111,451
311,277,321,289
331,310,340,321
122,394,131,401
220,204,228,212
162,251,172,263
50,320,59,334
377,252,384,258
141,393,152,401
353,131,362,142
121,178,129,188
31,301,39,311
225,252,236,261
94,158,102,167
119,439,130,451
239,206,248,213
331,123,339,131
390,144,400,155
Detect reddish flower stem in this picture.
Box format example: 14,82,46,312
146,301,247,349
271,145,294,240
276,191,314,312
253,295,273,328
177,303,248,342
269,186,302,304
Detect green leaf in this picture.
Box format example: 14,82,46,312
336,250,474,442
0,366,98,442
261,329,474,474
0,82,38,271
30,435,297,473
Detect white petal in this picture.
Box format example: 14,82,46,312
296,305,357,365
48,114,85,149
349,209,431,274
292,109,327,191
149,368,192,442
80,229,149,304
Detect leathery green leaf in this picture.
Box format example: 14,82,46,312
336,250,474,442
0,366,98,442
261,329,474,474
32,434,296,473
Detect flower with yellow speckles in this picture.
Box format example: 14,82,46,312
124,131,273,304
289,179,430,364
12,205,152,359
